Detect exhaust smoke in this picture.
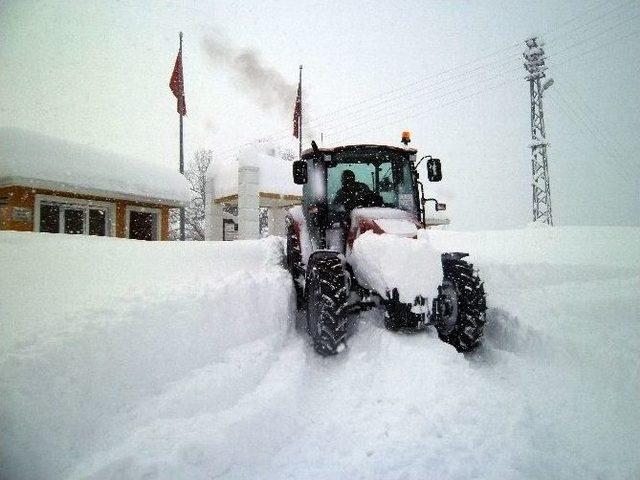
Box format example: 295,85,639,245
202,34,298,119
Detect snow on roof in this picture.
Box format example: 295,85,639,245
211,143,302,199
0,128,190,205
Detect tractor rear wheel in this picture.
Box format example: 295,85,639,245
433,256,487,352
306,254,349,355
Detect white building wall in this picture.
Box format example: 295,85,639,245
237,165,260,240
268,207,287,236
205,176,223,241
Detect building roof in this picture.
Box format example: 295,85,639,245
0,128,190,206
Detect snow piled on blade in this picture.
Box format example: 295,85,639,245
349,230,442,306
1,227,639,479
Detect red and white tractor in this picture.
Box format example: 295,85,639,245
285,138,486,355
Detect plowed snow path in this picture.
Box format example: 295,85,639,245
1,228,638,479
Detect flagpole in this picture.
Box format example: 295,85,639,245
179,32,185,241
298,65,302,160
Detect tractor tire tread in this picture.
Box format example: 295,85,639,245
306,255,349,355
437,258,487,352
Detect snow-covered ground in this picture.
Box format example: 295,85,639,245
1,227,638,479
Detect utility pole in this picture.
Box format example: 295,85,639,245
298,65,303,159
178,32,186,241
524,37,554,226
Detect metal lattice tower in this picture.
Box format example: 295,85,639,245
524,37,554,226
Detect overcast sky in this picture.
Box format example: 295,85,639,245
1,0,638,229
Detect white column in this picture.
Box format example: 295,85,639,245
205,176,223,241
271,206,287,236
237,165,260,240
267,208,276,235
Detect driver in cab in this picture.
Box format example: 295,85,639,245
333,169,381,213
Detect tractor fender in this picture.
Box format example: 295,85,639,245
441,252,469,261
285,213,301,240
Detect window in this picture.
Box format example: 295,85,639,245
328,162,376,203
35,195,114,236
0,197,7,230
89,209,106,236
223,218,238,241
129,211,154,240
326,156,417,215
126,206,161,241
64,208,84,234
40,204,60,233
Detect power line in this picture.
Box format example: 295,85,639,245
316,0,632,125
548,27,639,70
546,94,637,189
212,2,639,163
329,77,514,146
552,12,639,58
561,85,631,159
313,0,636,127
549,89,631,174
544,0,636,43
322,21,640,145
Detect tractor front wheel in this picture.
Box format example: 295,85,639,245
433,255,487,352
305,254,349,355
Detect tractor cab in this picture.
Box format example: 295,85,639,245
292,143,442,252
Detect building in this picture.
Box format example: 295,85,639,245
206,143,301,240
0,128,189,240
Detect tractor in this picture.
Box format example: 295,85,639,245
285,136,486,355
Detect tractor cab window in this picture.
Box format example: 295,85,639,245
328,163,378,209
327,154,416,215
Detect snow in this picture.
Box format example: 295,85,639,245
211,143,302,198
0,128,190,205
287,205,313,263
347,208,441,306
351,207,413,222
348,231,442,308
371,218,418,237
1,226,639,479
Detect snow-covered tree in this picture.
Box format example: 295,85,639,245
170,149,212,240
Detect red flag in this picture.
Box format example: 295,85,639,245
292,80,301,138
170,49,186,116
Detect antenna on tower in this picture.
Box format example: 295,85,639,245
524,36,554,226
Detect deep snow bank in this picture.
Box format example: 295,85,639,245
1,226,639,480
0,232,293,480
422,224,640,268
0,232,287,355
